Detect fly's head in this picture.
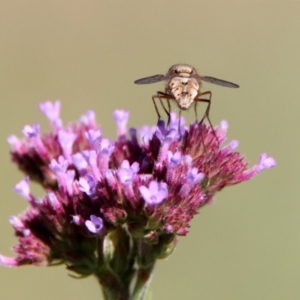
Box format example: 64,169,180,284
166,64,197,77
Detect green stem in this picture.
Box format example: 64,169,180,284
132,263,155,300
96,267,130,300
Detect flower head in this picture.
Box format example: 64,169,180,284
2,101,275,281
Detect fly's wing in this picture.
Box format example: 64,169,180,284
192,75,239,88
134,74,172,84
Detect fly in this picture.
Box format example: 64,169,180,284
134,64,239,129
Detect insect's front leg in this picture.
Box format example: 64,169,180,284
152,92,173,125
152,93,163,121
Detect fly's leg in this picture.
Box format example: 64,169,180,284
178,109,183,136
152,92,174,126
152,94,163,121
194,100,198,120
195,91,212,125
152,92,184,136
194,91,219,143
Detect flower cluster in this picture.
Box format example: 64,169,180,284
0,101,275,297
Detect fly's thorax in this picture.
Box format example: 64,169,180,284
167,77,200,109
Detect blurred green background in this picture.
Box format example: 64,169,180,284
0,1,298,299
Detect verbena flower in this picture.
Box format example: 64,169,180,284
1,101,276,299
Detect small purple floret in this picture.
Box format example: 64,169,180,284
9,216,24,231
85,129,102,148
85,215,103,234
99,139,114,156
117,160,139,185
0,254,19,267
186,167,204,184
80,110,96,127
72,153,88,174
49,156,69,175
139,125,156,143
228,140,239,150
14,177,30,200
168,112,186,135
139,180,168,205
72,215,80,225
39,101,61,123
58,130,76,159
7,135,21,150
65,170,75,195
47,192,60,210
184,155,192,166
167,151,182,168
79,175,96,196
22,123,40,138
258,153,276,170
113,110,129,136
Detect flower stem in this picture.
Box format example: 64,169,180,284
132,263,155,300
96,263,154,300
96,268,130,300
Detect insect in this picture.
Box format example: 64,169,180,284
134,64,239,129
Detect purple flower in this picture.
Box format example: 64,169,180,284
49,156,68,175
117,160,139,185
9,216,25,232
79,175,96,196
225,140,239,151
14,177,30,200
155,120,178,144
39,101,60,122
7,135,22,151
139,180,168,205
186,167,204,184
167,151,182,168
72,215,81,225
49,156,75,193
85,215,103,234
258,153,276,170
22,123,40,138
139,125,156,143
47,192,60,210
80,110,96,128
86,150,101,180
184,155,192,166
65,170,75,195
99,138,114,156
168,112,186,136
72,153,88,174
104,169,118,189
0,254,19,267
2,101,275,285
85,129,102,148
58,130,76,160
217,120,228,142
113,110,129,137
